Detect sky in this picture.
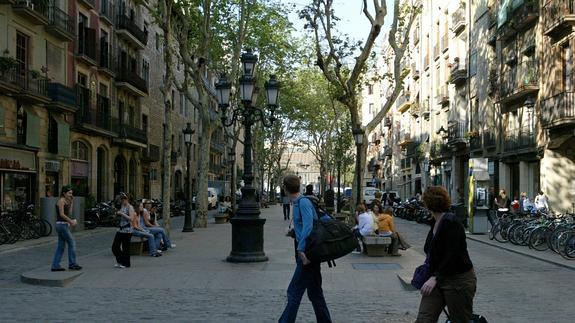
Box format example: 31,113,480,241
288,0,394,46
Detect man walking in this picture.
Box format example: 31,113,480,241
279,175,332,323
281,188,290,221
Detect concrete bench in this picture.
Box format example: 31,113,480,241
214,213,229,224
129,236,148,256
362,235,391,257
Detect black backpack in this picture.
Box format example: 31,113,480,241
303,197,359,267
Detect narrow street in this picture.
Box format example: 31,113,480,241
0,206,573,322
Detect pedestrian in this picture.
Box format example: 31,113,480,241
51,186,82,272
279,175,332,323
415,186,476,323
132,202,163,257
111,193,135,268
281,188,290,221
304,184,314,196
534,190,549,212
491,189,511,226
142,200,175,250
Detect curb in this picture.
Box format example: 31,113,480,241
466,235,575,271
20,270,83,287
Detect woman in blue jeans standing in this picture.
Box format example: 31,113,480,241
51,186,82,271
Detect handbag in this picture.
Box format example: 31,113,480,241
411,217,445,289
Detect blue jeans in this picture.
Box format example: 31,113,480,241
51,223,78,269
279,258,332,323
132,229,159,255
148,226,172,248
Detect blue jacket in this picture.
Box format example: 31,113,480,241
293,195,317,252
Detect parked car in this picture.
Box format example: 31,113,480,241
363,187,382,205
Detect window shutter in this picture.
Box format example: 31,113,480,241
58,121,70,157
25,111,40,148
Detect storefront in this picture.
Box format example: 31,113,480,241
44,160,60,197
0,147,37,211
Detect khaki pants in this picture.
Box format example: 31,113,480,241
415,269,477,323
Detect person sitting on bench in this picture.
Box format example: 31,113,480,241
142,200,175,251
353,204,374,253
132,203,162,257
376,207,401,256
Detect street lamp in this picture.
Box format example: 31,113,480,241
215,48,280,263
182,122,195,232
353,128,364,205
228,148,236,215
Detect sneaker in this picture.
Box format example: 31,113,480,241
68,265,82,271
151,253,162,257
351,250,361,254
51,267,65,272
114,264,127,269
170,244,176,248
156,249,162,254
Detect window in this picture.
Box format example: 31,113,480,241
562,42,573,92
16,32,29,74
72,141,89,161
469,51,478,77
16,103,26,145
142,59,150,83
99,83,108,97
128,106,135,127
77,73,87,86
368,84,373,95
48,116,58,154
142,114,148,134
369,103,374,114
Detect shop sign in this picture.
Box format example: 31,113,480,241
71,161,89,177
45,160,60,172
0,147,36,171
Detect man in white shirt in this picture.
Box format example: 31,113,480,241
534,191,549,211
352,204,374,253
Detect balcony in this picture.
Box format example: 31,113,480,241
13,69,50,104
397,92,411,112
433,44,440,60
488,5,497,27
430,141,450,161
424,53,430,70
116,15,148,49
142,144,161,163
499,59,539,105
503,126,537,154
76,28,98,66
452,6,466,34
410,102,421,117
421,101,431,119
99,0,114,25
46,82,77,112
112,120,147,148
488,27,497,46
411,64,420,80
12,0,49,25
98,44,115,77
447,121,467,146
75,94,114,136
498,1,539,41
541,91,575,129
0,66,21,94
449,59,467,87
115,68,148,96
46,6,75,41
441,34,449,53
544,0,575,39
398,132,414,147
484,130,497,149
436,85,449,106
469,133,482,152
77,0,95,9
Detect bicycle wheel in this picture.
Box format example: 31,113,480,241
40,219,52,236
507,224,521,245
0,225,9,245
563,234,575,260
6,222,21,244
529,227,550,251
493,223,507,243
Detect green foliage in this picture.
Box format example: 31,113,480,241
0,56,17,72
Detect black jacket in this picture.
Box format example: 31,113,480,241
424,213,473,279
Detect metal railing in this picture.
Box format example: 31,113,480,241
13,0,48,17
484,130,497,148
116,14,148,45
544,0,575,31
500,59,539,98
112,121,147,143
75,85,92,123
469,133,482,151
452,6,466,32
541,91,575,127
100,0,114,22
47,82,76,107
503,125,536,151
48,5,74,35
116,67,148,93
448,121,466,144
0,66,20,88
14,69,48,96
95,95,111,130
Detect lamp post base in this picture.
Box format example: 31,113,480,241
182,207,194,232
226,216,268,263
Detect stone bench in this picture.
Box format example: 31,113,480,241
130,236,149,256
362,235,391,257
214,213,229,224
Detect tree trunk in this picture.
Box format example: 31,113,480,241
195,116,212,228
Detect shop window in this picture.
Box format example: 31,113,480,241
16,104,26,145
72,141,89,161
2,173,33,210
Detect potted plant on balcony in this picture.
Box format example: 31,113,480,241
0,55,17,74
464,130,479,140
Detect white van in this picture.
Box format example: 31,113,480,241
363,187,382,205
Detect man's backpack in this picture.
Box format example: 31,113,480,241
303,197,359,267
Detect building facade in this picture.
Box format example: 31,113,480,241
363,0,575,211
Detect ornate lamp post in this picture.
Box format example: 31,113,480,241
215,49,280,263
228,148,237,215
182,122,195,232
353,128,364,205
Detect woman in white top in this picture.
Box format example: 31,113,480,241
534,191,549,212
353,204,374,254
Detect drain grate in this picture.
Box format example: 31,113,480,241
352,263,403,270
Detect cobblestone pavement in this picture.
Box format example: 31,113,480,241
0,206,574,322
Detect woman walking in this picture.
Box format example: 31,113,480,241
111,193,135,268
415,186,476,323
51,186,82,271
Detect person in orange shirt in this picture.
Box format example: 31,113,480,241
376,207,401,256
